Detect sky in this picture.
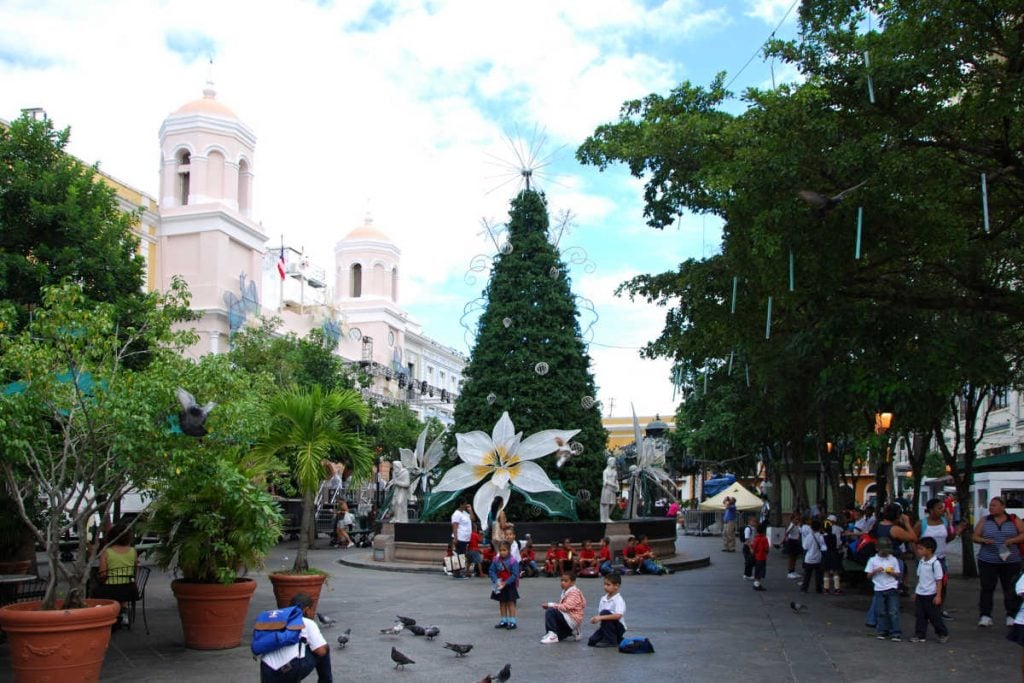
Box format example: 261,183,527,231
0,0,801,418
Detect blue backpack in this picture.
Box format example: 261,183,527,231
618,636,655,654
251,606,305,656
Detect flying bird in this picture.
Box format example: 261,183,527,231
493,663,511,682
790,600,808,613
380,621,404,636
444,642,474,657
423,625,440,640
175,387,216,437
316,612,336,628
391,646,415,670
407,624,426,636
336,629,351,648
796,181,867,216
396,615,417,627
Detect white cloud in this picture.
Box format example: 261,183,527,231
745,0,797,25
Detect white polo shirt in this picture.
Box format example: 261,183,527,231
260,617,326,670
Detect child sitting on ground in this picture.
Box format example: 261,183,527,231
544,542,562,577
577,540,597,573
521,540,539,578
635,535,671,575
597,537,614,575
623,537,640,573
540,572,586,644
561,538,577,574
587,573,626,648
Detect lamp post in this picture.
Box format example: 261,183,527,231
876,413,892,505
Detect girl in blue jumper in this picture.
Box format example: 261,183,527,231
490,541,521,629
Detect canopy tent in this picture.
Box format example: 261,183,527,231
699,483,762,511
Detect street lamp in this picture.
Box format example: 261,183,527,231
874,412,893,434
874,411,894,504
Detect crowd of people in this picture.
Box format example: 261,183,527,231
730,494,1024,649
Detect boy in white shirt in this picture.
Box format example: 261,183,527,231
587,573,626,648
865,537,903,641
259,593,332,682
910,537,949,643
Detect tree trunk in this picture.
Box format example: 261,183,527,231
294,489,315,572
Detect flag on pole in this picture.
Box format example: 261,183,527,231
276,245,286,280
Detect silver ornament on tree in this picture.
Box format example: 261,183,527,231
486,393,497,404
499,241,513,255
534,362,549,376
502,317,512,328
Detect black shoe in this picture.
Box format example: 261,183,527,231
506,623,517,630
593,641,616,648
495,622,508,629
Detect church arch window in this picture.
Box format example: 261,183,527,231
350,263,362,298
176,149,191,206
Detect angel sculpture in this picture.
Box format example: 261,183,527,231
624,405,676,519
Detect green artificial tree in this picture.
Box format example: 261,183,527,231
452,189,607,520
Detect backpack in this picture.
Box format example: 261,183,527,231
251,606,305,657
618,636,655,654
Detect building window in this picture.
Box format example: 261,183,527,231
350,264,362,298
238,159,251,213
176,150,191,206
992,387,1009,410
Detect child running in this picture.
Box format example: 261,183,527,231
910,537,949,643
540,572,586,644
490,541,520,630
587,573,626,648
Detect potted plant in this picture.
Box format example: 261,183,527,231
146,449,283,650
0,281,198,681
256,385,373,613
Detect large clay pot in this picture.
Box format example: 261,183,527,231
0,598,120,683
269,572,326,613
171,578,257,650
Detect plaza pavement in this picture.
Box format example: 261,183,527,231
1,530,1019,682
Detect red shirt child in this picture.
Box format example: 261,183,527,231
752,532,770,561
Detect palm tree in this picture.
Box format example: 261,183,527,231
258,385,372,571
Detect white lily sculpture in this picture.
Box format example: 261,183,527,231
399,426,446,494
434,411,580,527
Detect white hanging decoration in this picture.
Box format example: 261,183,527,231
549,266,560,279
580,395,595,409
502,317,513,328
486,392,497,404
534,362,549,376
499,241,514,255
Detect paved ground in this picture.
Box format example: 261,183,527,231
1,530,1020,682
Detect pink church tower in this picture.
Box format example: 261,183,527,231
156,84,267,354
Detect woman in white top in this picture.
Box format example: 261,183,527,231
913,498,968,617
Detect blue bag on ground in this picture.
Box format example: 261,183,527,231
618,636,655,653
251,605,305,656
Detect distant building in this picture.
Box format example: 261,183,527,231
73,86,465,424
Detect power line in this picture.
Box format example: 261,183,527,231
724,0,800,92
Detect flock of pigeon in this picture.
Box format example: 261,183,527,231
315,612,511,682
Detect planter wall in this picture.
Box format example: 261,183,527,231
0,559,32,575
171,578,257,650
270,572,326,614
0,598,120,683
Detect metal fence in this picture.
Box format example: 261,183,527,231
679,509,724,536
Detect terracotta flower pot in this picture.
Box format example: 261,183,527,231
269,572,326,614
171,578,257,650
0,598,120,683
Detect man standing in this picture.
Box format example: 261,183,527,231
722,496,738,552
450,498,473,579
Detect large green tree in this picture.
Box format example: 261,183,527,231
0,114,146,326
578,0,1024,570
452,189,607,520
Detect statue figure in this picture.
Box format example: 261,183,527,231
600,457,618,523
387,461,412,523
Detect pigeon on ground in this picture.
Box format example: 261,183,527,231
790,600,808,613
175,388,216,437
396,615,417,627
336,629,351,648
796,181,867,216
391,647,415,670
493,663,511,682
423,625,440,640
380,621,404,636
316,612,336,628
407,624,426,636
444,642,473,657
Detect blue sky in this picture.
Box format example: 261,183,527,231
0,0,801,416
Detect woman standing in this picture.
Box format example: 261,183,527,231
913,498,968,618
973,496,1024,627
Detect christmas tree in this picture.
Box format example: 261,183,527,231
451,188,607,520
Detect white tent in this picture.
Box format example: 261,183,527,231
699,483,763,511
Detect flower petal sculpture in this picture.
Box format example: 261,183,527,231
625,404,676,518
398,426,446,494
434,412,580,526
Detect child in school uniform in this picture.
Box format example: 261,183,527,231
587,573,626,648
751,522,770,591
490,541,520,630
597,537,614,575
800,519,826,593
865,537,903,641
910,536,949,643
540,572,586,644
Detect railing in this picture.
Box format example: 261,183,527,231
679,509,724,536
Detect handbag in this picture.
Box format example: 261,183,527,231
443,553,467,572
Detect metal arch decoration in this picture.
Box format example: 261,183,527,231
560,246,597,274
573,295,600,344
464,253,494,287
459,297,488,348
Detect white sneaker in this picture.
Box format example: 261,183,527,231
573,628,582,641
978,615,993,627
1008,617,1017,627
786,572,800,579
347,542,355,548
540,631,559,644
